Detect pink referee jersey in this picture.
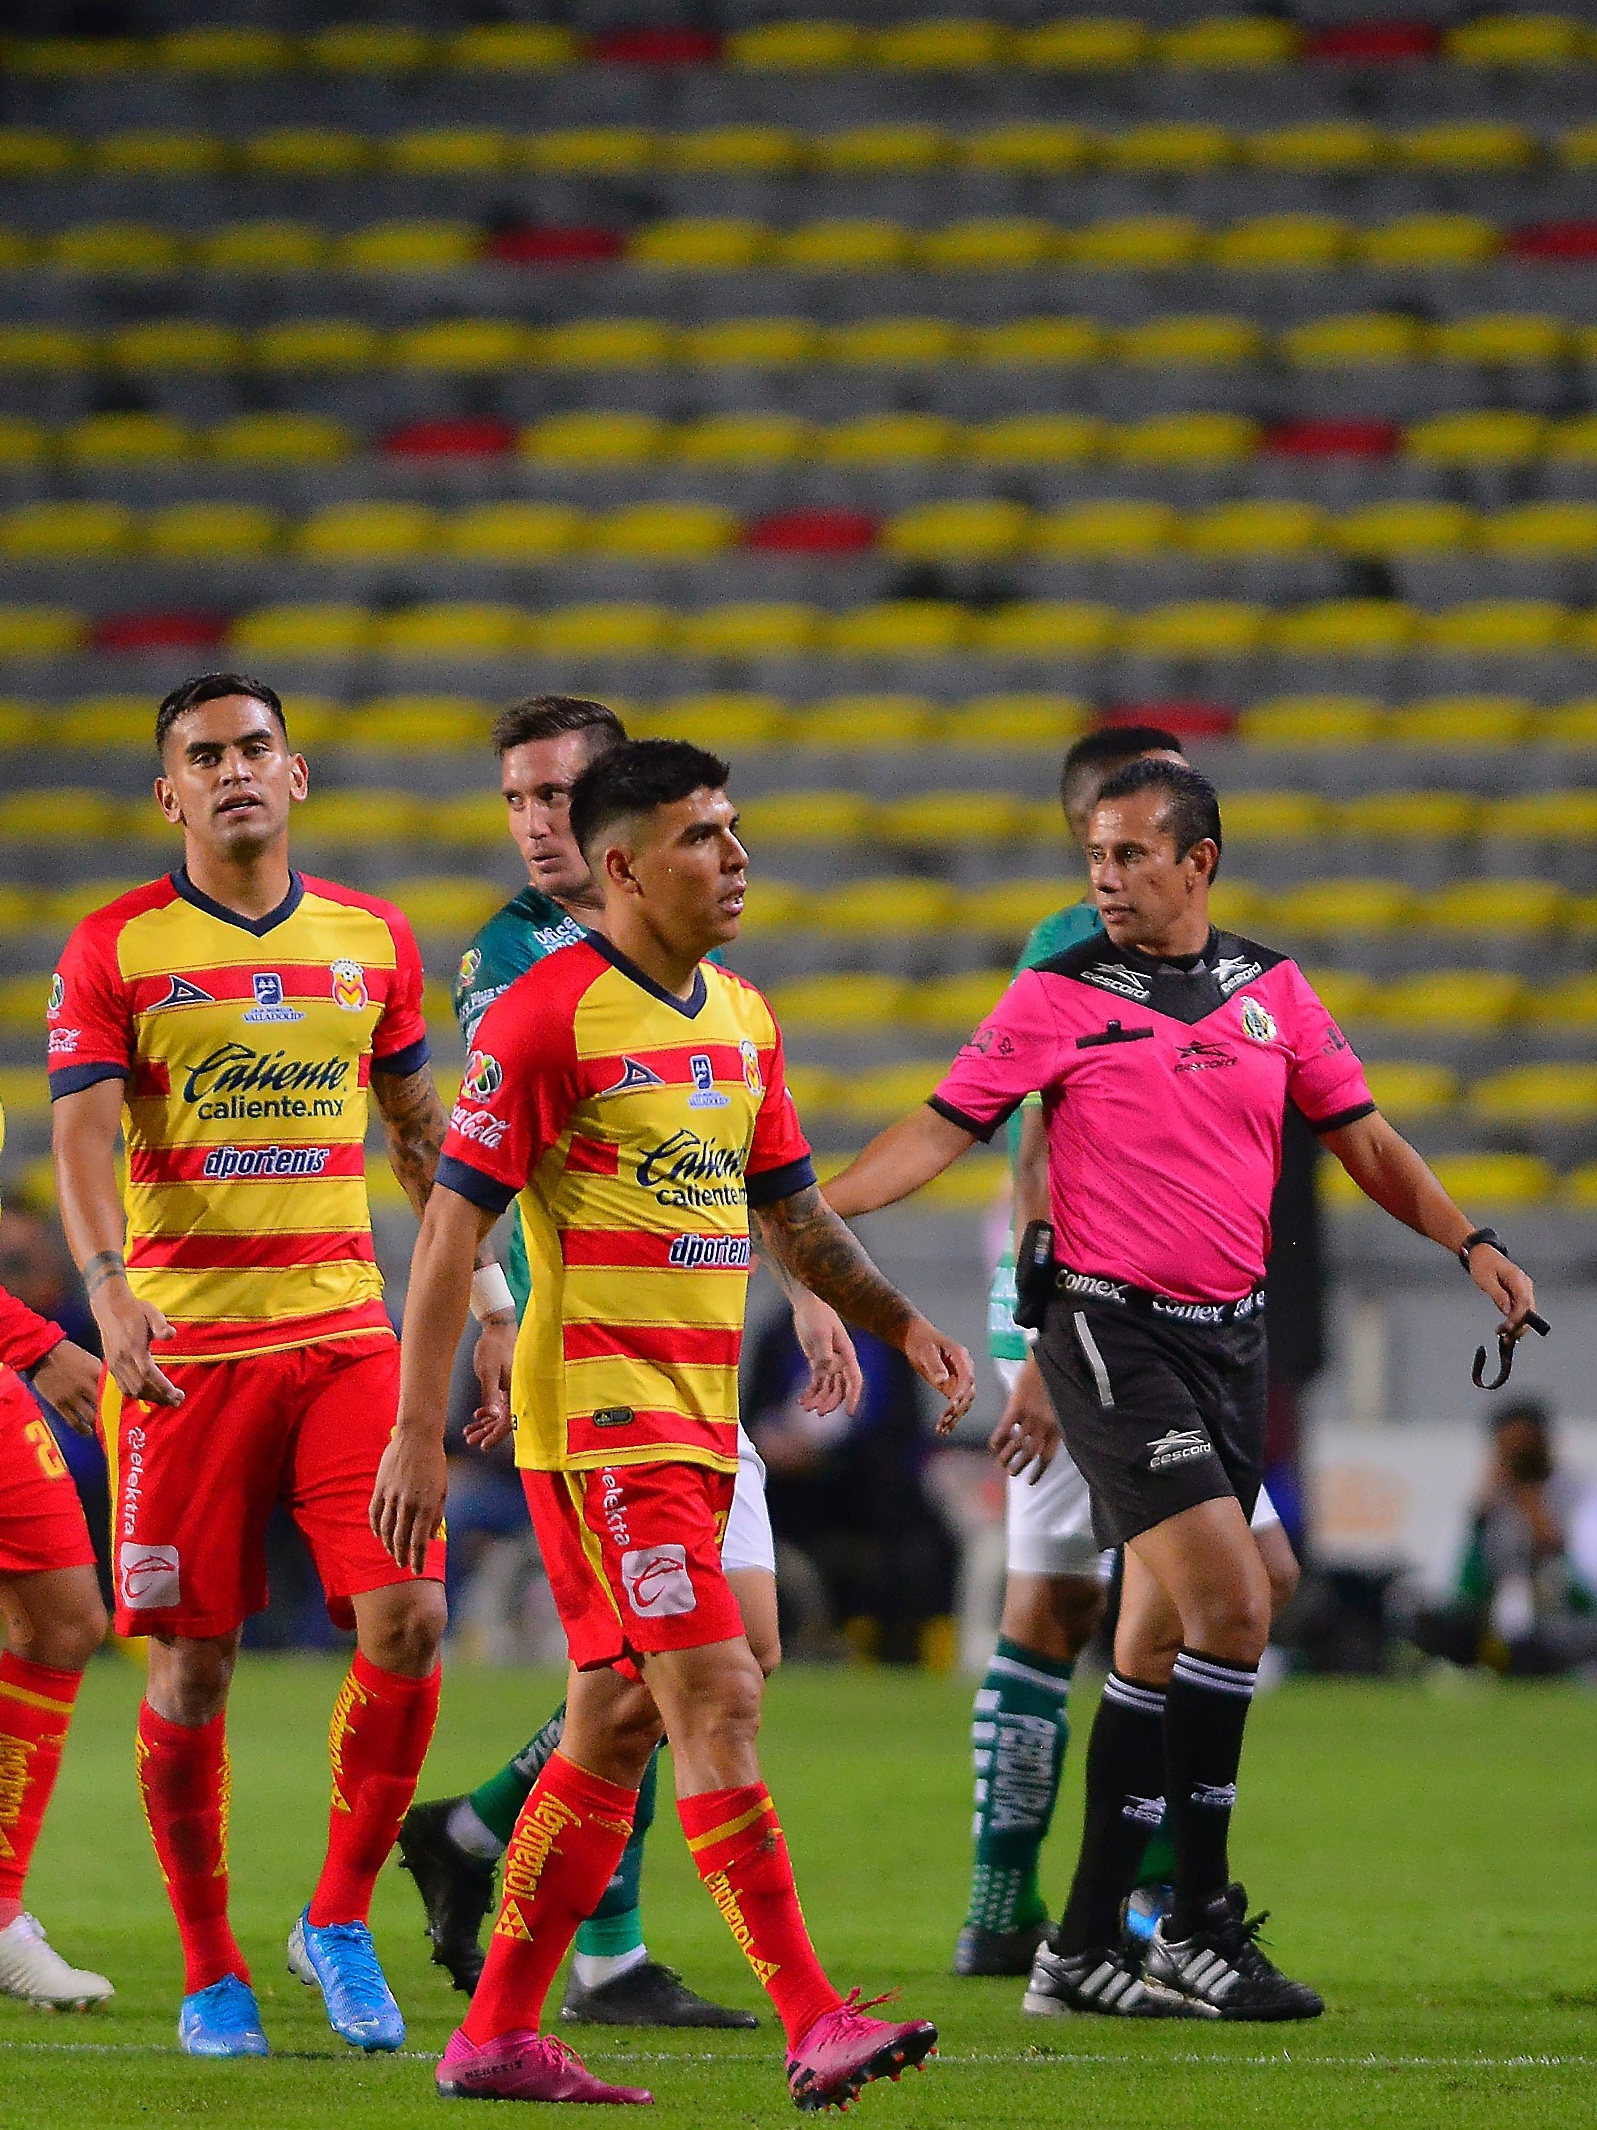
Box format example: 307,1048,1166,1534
931,928,1374,1305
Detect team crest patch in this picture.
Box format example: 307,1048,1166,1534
330,958,368,1011
602,1057,666,1096
148,974,214,1011
458,946,481,985
462,1048,503,1101
47,971,64,1014
1238,996,1278,1045
687,1053,729,1110
739,1038,763,1096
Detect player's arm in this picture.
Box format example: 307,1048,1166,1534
755,1183,976,1431
823,1106,980,1218
749,1208,864,1418
1321,1110,1535,1333
371,1181,497,1573
51,1076,182,1407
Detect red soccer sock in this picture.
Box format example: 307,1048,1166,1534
0,1654,82,1927
678,1783,842,2048
307,1651,441,1928
135,1702,249,1994
463,1752,638,2045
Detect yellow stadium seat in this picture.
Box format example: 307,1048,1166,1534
212,413,352,462
729,880,810,932
676,605,822,658
902,969,1012,1033
65,413,191,464
675,414,812,465
1107,123,1235,173
1120,315,1264,366
148,503,280,560
0,130,74,178
381,606,527,659
630,219,769,270
1473,1064,1597,1125
1247,123,1385,172
1161,17,1299,66
879,792,1027,843
10,39,143,77
422,793,507,846
1073,217,1204,271
1273,602,1419,657
1220,791,1330,839
108,319,241,371
1400,123,1537,171
1300,968,1375,1023
347,700,486,751
1373,971,1526,1031
782,221,912,271
1237,696,1384,747
669,126,803,173
294,790,418,844
871,20,1007,69
1551,415,1597,461
392,320,535,370
1019,19,1148,68
49,699,148,754
0,609,85,658
306,25,431,71
812,877,956,931
0,417,48,465
942,696,1090,749
1187,501,1329,555
522,413,666,465
202,222,326,273
445,502,584,563
97,131,222,177
966,123,1093,173
921,1153,1014,1211
1115,414,1259,464
389,130,510,177
0,975,52,1036
919,219,1059,270
1449,16,1587,66
449,25,577,69
1034,500,1178,557
338,223,477,274
962,878,1079,934
534,605,671,659
976,603,1117,657
973,318,1106,365
1337,501,1475,556
1387,696,1534,746
43,879,150,929
1206,880,1272,932
1422,879,1568,931
3,501,134,559
1120,603,1269,659
968,414,1104,462
1212,215,1353,271
1427,601,1570,653
828,604,969,658
1429,1153,1555,1207
383,875,502,934
1275,880,1415,933
0,326,91,370
594,502,736,560
735,791,876,843
1339,790,1481,837
1489,790,1597,838
885,500,1031,562
1362,1061,1461,1119
1561,123,1597,165
1540,700,1597,745
161,27,289,71
828,1060,945,1122
0,231,34,272
767,972,907,1033
241,129,369,177
0,788,124,839
254,319,383,371
1485,503,1597,555
728,22,862,68
52,221,180,274
1285,314,1427,366
1532,974,1597,1031
522,128,655,175
814,124,948,172
824,413,958,463
1407,411,1546,465
684,318,819,366
231,605,374,660
642,695,788,750
0,1067,47,1128
1433,313,1569,365
0,702,37,748
825,318,964,366
539,319,676,368
1363,216,1501,269
296,503,434,564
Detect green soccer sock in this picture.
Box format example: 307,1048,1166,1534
1134,1819,1176,1891
965,1637,1073,1935
465,1703,567,1849
574,1742,659,1958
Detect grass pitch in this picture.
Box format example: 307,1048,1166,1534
2,1655,1594,2129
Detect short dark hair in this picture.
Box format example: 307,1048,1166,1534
1060,723,1183,811
490,694,626,761
155,671,285,756
569,738,731,860
1093,756,1223,876
1490,1395,1553,1436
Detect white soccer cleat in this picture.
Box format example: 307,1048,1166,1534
0,1913,115,2009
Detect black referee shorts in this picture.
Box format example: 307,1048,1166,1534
1035,1288,1268,1549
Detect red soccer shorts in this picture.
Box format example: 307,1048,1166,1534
523,1459,742,1673
102,1338,444,1639
0,1369,97,1578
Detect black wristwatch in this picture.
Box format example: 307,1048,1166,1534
1458,1226,1506,1272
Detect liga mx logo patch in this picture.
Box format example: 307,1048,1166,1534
462,1048,503,1101
621,1545,697,1619
47,971,64,1014
119,1542,180,1612
330,958,368,1012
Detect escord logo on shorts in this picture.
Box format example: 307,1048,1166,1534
119,1541,180,1611
462,1049,503,1101
621,1544,697,1618
330,958,368,1012
1238,996,1278,1045
1146,1428,1214,1472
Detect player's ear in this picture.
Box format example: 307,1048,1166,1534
153,773,183,826
604,840,642,896
288,752,310,801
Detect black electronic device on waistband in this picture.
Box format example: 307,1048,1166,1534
1012,1219,1059,1331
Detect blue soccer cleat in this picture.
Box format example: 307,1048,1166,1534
178,1973,269,2057
287,1910,405,2051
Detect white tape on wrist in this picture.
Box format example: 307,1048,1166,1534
469,1264,515,1323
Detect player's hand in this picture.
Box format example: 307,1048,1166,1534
467,1315,516,1449
92,1286,183,1407
903,1316,977,1433
28,1338,103,1435
989,1355,1060,1482
371,1426,448,1574
789,1289,864,1418
1470,1245,1537,1337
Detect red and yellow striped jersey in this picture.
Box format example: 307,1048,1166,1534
436,935,812,1474
47,867,428,1362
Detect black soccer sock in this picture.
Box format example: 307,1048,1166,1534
1163,1648,1257,1939
1052,1672,1168,1956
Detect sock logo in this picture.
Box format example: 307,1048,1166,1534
325,1665,371,1815
621,1544,696,1618
119,1541,180,1611
494,1792,584,1938
703,1867,779,1984
0,1737,35,1858
1122,1792,1166,1827
1190,1782,1238,1810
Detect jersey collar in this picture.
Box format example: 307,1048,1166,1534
171,865,304,937
586,931,708,1019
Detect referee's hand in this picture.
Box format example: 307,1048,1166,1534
989,1355,1061,1483
903,1316,977,1432
1468,1242,1538,1339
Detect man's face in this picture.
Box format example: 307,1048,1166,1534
501,733,600,901
603,787,747,956
155,695,306,855
0,1209,65,1314
1064,747,1186,850
1086,787,1214,949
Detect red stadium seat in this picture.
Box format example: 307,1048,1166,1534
94,611,226,652
383,419,517,458
1266,420,1401,458
485,226,625,265
1306,25,1439,62
1508,222,1597,261
1102,701,1236,740
744,509,878,554
589,29,722,66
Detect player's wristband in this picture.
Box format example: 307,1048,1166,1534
469,1264,515,1323
1458,1227,1507,1273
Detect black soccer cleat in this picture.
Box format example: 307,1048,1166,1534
561,1957,759,2029
1140,1885,1324,2022
396,1797,497,1996
953,1920,1048,1977
1022,1939,1195,2018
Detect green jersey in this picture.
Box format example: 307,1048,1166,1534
986,897,1104,1365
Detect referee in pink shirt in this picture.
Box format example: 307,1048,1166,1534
826,758,1538,2022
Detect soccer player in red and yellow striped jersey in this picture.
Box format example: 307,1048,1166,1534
373,740,974,2110
48,673,516,2061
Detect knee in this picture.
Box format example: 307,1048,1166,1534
1000,1572,1103,1665
1191,1584,1272,1666
12,1590,107,1672
609,1683,666,1763
362,1584,448,1677
148,1635,236,1724
696,1654,765,1748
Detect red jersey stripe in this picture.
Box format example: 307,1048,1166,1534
562,1321,744,1367
128,1231,376,1271
564,1135,620,1176
129,964,397,1013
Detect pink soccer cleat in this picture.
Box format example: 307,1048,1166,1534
786,1991,938,2112
436,2026,653,2103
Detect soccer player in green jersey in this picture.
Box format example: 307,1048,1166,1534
960,726,1303,1990
398,697,859,2027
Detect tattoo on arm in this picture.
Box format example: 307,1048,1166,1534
747,1209,795,1300
82,1248,126,1298
373,1068,449,1223
754,1186,915,1346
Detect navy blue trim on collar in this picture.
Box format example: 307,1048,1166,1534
171,865,304,938
585,932,708,1019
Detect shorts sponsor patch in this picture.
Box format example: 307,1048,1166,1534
119,1541,180,1611
1146,1427,1214,1472
621,1543,697,1619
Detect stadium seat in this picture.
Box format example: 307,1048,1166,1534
1541,701,1597,746
732,880,812,934
450,25,576,69
677,418,812,471
1247,123,1384,173
1400,123,1536,172
978,603,1117,657
162,26,289,71
901,969,1011,1033
874,20,1007,69
0,703,37,749
1488,791,1597,840
1274,602,1419,657
594,503,737,560
1407,412,1547,466
824,414,958,464
1386,697,1535,746
767,972,908,1033
109,320,242,371
974,319,1106,365
297,503,435,564
734,791,876,844
1274,879,1415,934
884,500,1030,562
202,223,326,273
1433,314,1569,366
0,788,125,841
1471,1064,1597,1125
631,220,768,270
523,128,655,174
1187,502,1329,556
1362,1061,1461,1119
1285,314,1427,366
684,319,819,366
0,130,74,179
294,791,419,844
1121,603,1269,659
828,1060,946,1123
0,326,91,371
815,124,947,172
255,319,383,371
338,223,477,274
1207,881,1273,933
534,605,670,659
1035,501,1177,556
966,123,1093,173
445,503,584,563
727,22,862,68
813,878,956,932
523,414,667,465
3,502,135,560
0,608,86,658
1162,17,1298,67
1115,415,1258,464
1074,217,1204,271
98,131,221,179
1119,315,1264,366
1221,792,1330,839
962,879,1080,934
969,415,1104,463
945,696,1089,749
392,321,535,371
1421,879,1569,932
243,129,370,177
381,605,527,659
1337,501,1475,557
921,221,1059,270
383,877,502,936
391,130,510,177
669,126,803,173
1532,973,1597,1030
881,792,1028,845
1363,216,1501,269
1339,791,1481,838
792,696,932,749
1019,19,1148,69
231,605,374,660
1427,1153,1556,1207
541,319,676,369
307,24,430,72
644,695,788,750
350,700,487,751
52,222,180,275
212,414,353,462
148,504,280,561
1486,504,1597,556
1448,16,1587,66
1373,972,1526,1035
65,414,190,465
1108,122,1235,173
1238,696,1384,746
1213,216,1353,271
1428,602,1570,653
829,604,969,658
